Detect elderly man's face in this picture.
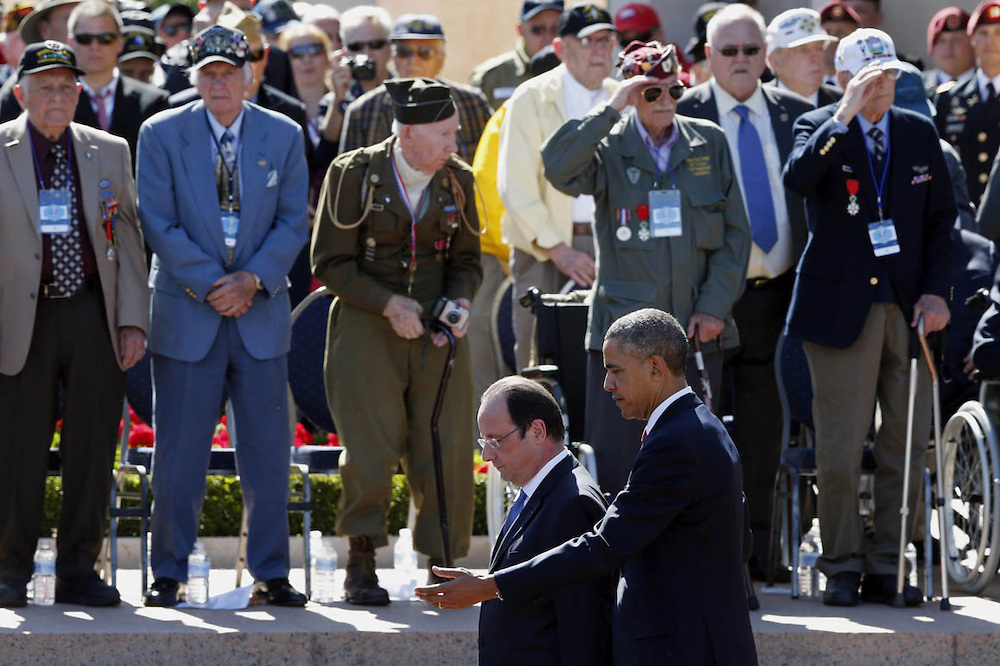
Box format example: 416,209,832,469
519,9,560,57
706,18,766,102
392,38,445,78
14,68,80,138
477,397,538,487
70,15,124,78
635,73,680,136
768,41,828,97
343,20,390,84
932,31,975,78
554,30,614,91
195,62,247,123
401,112,459,173
602,338,658,421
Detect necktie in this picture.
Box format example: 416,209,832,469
867,126,886,165
987,82,997,105
94,87,113,131
216,129,240,210
49,144,84,296
734,105,778,253
500,491,527,541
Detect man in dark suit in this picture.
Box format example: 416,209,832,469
676,2,811,581
417,308,757,666
783,28,954,607
475,376,612,665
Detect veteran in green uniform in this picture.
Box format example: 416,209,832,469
542,41,751,494
311,78,482,606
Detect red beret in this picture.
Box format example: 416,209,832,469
818,1,860,26
617,40,679,80
969,1,1000,36
927,7,970,53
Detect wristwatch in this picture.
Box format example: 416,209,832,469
252,273,264,291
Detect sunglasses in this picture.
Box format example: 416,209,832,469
246,46,266,62
528,24,559,37
160,22,191,37
717,44,762,58
289,43,325,59
73,32,119,46
642,83,685,103
577,33,615,49
393,43,438,60
346,38,387,52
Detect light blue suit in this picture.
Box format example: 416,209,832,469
137,100,308,583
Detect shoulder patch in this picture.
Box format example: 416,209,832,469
936,80,958,95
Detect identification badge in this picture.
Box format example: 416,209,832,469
868,218,900,257
648,189,682,238
221,212,240,248
39,189,72,234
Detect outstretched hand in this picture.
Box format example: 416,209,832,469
413,567,497,610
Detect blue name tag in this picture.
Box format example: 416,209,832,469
222,212,239,248
39,189,72,234
868,218,900,257
649,189,682,238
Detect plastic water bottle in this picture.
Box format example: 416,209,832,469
187,541,210,606
312,545,338,604
798,520,825,598
31,540,56,606
394,528,420,599
905,542,918,588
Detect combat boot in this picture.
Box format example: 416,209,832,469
344,536,390,606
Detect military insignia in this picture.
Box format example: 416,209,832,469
990,6,1000,20
913,165,929,174
911,174,931,185
616,225,632,242
846,178,860,216
257,159,266,167
638,226,650,242
842,165,854,173
370,173,380,184
99,178,111,188
627,167,641,184
371,203,384,211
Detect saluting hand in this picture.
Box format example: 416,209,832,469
383,294,425,339
833,62,894,126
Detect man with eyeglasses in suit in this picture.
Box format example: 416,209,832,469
469,1,563,111
338,13,492,165
676,2,812,583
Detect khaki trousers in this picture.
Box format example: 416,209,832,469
804,303,931,577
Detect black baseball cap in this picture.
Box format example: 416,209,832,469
189,25,248,70
18,39,85,78
558,3,615,38
521,1,563,21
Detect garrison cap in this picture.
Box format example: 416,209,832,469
390,14,445,41
385,77,456,125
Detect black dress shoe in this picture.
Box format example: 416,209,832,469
822,571,861,606
253,578,307,607
55,571,121,606
861,573,923,607
144,577,181,607
0,579,27,608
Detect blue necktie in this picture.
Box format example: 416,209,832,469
500,491,527,540
734,105,778,253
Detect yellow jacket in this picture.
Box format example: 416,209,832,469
472,104,511,268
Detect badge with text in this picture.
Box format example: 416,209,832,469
846,178,860,216
222,212,240,248
39,189,72,234
649,190,682,238
868,218,900,257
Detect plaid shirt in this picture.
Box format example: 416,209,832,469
338,78,494,165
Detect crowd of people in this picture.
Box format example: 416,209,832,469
1,0,1000,660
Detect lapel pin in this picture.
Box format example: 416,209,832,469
257,159,266,166
779,113,789,122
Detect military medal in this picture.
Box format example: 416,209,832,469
637,204,651,241
615,208,632,241
98,178,118,260
364,236,376,261
846,178,860,216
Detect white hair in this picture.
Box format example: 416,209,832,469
301,3,339,23
189,62,254,86
339,5,392,44
706,4,766,49
391,119,405,135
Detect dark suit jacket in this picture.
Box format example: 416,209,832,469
935,72,1000,203
75,76,169,161
480,455,613,666
783,105,955,348
816,83,843,107
677,82,812,265
494,392,757,666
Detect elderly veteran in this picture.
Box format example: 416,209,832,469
312,77,482,605
540,40,750,496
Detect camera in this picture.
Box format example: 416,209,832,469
347,54,376,81
430,297,470,330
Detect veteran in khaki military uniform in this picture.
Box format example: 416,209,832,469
542,41,750,496
312,77,482,606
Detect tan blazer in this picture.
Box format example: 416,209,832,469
0,115,148,376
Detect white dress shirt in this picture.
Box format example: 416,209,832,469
642,386,695,441
80,71,119,127
976,68,1000,102
506,448,572,531
564,69,610,224
711,80,794,279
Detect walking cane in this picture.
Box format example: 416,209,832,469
895,317,922,606
916,318,952,610
429,322,458,567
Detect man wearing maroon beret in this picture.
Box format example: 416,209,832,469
923,7,974,98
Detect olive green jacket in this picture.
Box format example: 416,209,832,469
469,41,531,111
541,106,751,351
311,137,482,316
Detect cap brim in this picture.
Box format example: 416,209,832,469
785,34,838,49
192,54,244,70
119,51,157,62
18,0,81,45
390,32,445,41
846,57,904,76
575,22,616,39
20,62,86,78
522,4,562,21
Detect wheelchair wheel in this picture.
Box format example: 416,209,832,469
939,401,1000,593
486,465,517,548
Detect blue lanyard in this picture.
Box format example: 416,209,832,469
864,127,890,220
28,131,73,188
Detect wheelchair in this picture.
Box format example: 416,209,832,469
937,381,1000,594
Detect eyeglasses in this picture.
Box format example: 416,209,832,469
528,25,559,37
72,32,119,46
393,43,439,60
289,43,325,59
246,46,267,62
347,38,388,52
642,83,685,103
160,22,191,37
577,33,615,49
477,425,523,451
717,44,762,58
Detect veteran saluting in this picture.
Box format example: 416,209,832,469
312,77,482,606
0,40,148,607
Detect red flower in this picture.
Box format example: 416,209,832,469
474,463,489,475
212,423,230,448
129,406,142,425
128,423,155,448
327,433,339,447
293,422,313,447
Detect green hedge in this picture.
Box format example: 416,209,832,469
40,474,489,538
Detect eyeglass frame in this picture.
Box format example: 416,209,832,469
716,44,762,58
477,424,526,451
392,43,440,60
288,42,325,59
347,38,388,52
642,82,686,103
72,32,120,46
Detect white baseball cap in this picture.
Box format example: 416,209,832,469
766,8,837,55
834,28,904,76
